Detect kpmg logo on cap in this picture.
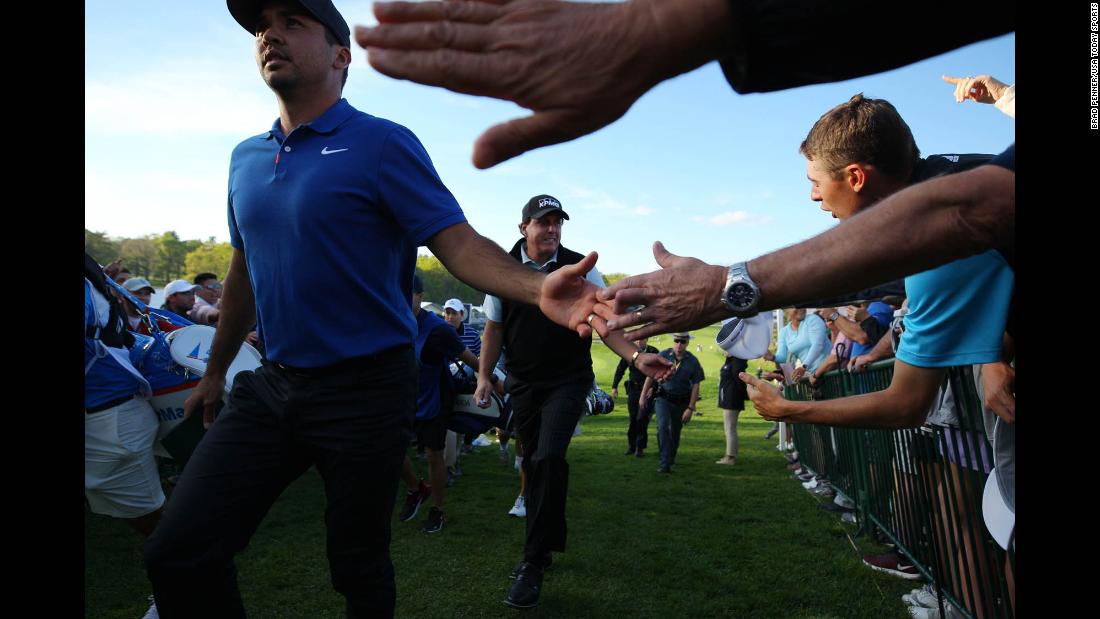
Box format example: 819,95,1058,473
538,197,561,209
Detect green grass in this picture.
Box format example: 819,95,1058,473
86,325,915,618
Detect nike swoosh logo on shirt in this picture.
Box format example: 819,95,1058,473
321,147,349,155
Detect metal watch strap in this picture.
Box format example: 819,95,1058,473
722,261,759,314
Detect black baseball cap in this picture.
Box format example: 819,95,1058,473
522,194,570,222
228,0,351,47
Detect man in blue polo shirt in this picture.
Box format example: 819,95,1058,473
143,2,621,617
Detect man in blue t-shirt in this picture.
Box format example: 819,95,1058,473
143,3,624,617
736,96,1013,431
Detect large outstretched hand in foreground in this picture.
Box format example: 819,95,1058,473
594,241,730,340
357,0,730,169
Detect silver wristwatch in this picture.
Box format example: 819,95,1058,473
720,262,761,316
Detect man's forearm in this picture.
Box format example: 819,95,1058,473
813,355,838,378
477,320,503,382
428,223,543,306
602,329,647,365
688,383,700,410
865,332,895,362
780,391,922,429
460,348,480,371
205,250,256,377
834,317,869,344
779,361,942,428
748,165,1013,310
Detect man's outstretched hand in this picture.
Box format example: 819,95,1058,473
635,352,674,381
358,0,730,169
539,251,603,339
594,241,730,340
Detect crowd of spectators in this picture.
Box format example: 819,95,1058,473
86,1,1014,615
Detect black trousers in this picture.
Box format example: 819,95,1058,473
625,382,650,451
144,349,417,619
506,375,590,563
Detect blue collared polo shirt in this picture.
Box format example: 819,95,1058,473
228,99,467,367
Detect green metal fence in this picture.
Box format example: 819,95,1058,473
785,360,1015,619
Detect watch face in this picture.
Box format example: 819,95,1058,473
727,282,756,310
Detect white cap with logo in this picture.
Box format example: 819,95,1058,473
164,280,200,296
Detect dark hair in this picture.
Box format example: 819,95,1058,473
799,94,920,181
322,26,349,88
193,272,218,285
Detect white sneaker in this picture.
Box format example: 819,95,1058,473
142,595,159,619
473,434,492,447
834,493,856,509
903,585,940,608
508,496,527,518
802,479,820,489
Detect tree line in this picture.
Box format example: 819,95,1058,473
86,228,629,303
85,229,234,285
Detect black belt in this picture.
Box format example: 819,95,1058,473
659,393,691,404
270,344,411,378
85,395,134,414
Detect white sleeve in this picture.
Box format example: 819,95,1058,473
585,265,606,289
483,293,503,322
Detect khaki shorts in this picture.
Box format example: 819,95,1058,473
85,396,165,518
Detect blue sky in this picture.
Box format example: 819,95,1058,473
85,1,1015,275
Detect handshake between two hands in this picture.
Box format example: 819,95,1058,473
535,240,732,384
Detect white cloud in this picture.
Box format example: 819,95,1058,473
85,63,277,138
634,206,657,216
85,170,231,241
